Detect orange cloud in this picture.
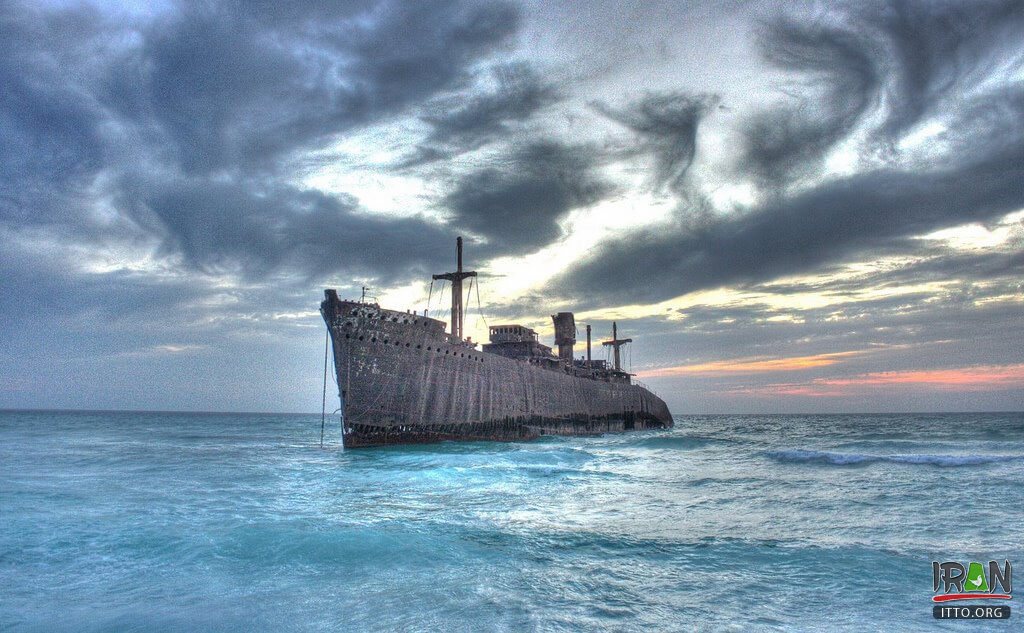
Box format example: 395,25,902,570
637,351,862,378
724,364,1024,397
820,365,1024,389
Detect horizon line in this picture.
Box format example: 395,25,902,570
2,407,1022,417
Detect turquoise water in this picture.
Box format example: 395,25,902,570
2,411,1023,631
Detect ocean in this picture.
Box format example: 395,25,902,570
1,411,1022,631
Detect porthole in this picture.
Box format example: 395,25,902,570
405,343,410,347
371,337,376,343
427,347,432,351
358,336,364,341
345,334,350,339
416,345,421,349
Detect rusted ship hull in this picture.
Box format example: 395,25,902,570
321,292,672,448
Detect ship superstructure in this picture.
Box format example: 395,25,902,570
320,238,672,447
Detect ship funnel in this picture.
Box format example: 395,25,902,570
552,312,576,363
586,324,592,368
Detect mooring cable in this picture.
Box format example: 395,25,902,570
321,327,329,448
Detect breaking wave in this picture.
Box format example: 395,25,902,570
767,449,1024,467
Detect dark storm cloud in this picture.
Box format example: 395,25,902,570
557,0,1024,307
740,0,1024,183
595,92,719,194
0,3,106,224
741,17,880,184
0,0,522,283
399,62,560,167
560,140,1024,306
114,0,522,173
863,0,1024,142
127,176,453,282
754,242,1024,297
444,141,615,254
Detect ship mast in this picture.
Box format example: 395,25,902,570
432,237,477,341
601,321,632,372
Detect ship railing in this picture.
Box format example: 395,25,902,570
632,378,667,400
443,334,480,349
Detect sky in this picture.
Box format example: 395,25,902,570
1,0,1023,414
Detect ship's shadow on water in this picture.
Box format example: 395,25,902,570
2,411,1024,632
